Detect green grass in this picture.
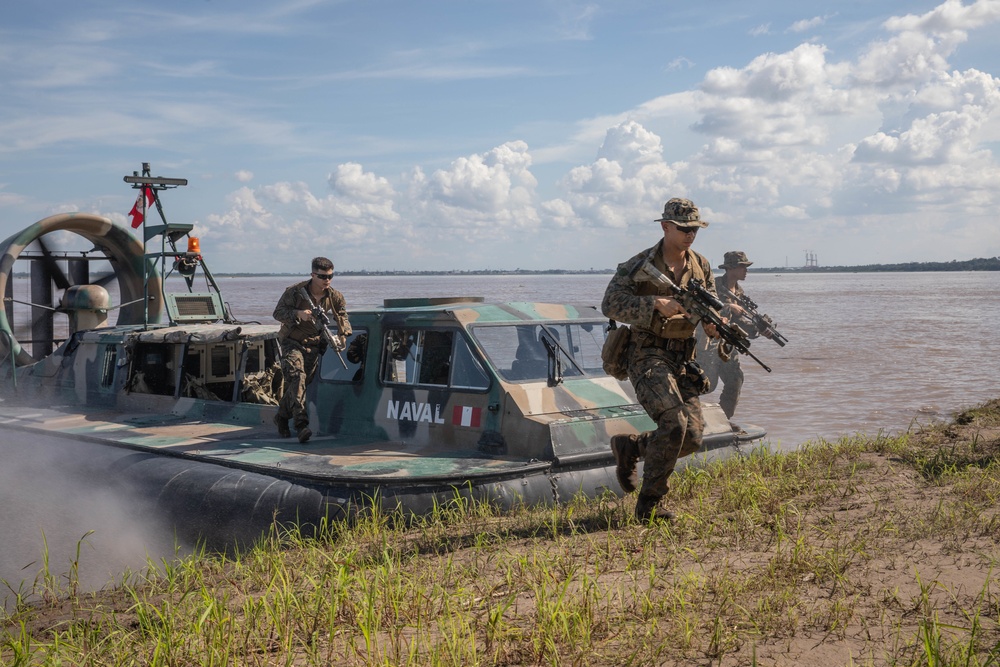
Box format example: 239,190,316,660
3,400,1000,666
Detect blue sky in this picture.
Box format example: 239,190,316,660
1,0,998,273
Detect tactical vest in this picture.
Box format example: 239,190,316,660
277,282,334,346
635,249,709,339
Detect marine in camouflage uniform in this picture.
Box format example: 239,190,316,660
696,251,755,419
602,198,721,522
273,257,352,443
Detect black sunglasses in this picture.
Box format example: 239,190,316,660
672,224,698,235
313,272,333,280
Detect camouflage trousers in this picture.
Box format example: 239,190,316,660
698,339,744,419
626,344,706,498
277,341,323,430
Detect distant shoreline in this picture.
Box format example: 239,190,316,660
12,258,996,280
214,256,1000,277
750,256,1000,273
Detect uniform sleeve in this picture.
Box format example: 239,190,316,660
715,278,735,305
328,289,352,337
272,286,300,325
601,255,658,328
714,277,743,323
700,255,718,299
733,287,761,339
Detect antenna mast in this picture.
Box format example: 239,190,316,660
124,163,188,329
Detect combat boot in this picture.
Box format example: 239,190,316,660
297,426,312,444
273,414,291,438
635,494,675,523
610,434,639,493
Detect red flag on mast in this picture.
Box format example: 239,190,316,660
128,186,155,228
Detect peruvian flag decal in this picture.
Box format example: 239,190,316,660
452,405,482,428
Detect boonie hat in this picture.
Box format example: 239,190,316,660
719,250,753,269
655,198,709,228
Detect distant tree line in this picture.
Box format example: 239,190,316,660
753,257,1000,273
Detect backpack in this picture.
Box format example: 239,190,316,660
601,319,631,380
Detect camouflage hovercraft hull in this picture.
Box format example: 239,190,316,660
0,168,765,549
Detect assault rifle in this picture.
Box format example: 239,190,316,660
633,261,771,372
298,287,348,369
719,287,788,347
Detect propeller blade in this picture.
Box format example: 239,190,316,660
35,236,71,290
91,271,117,288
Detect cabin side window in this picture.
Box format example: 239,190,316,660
474,325,545,381
178,344,235,401
471,322,606,382
450,335,490,389
319,329,368,383
235,339,281,405
126,339,279,403
128,343,176,396
381,329,489,390
547,322,605,375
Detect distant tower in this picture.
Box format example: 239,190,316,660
804,250,818,269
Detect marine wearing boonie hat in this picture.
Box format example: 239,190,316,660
655,197,710,228
719,251,753,269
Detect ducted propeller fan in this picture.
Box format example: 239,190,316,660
0,214,162,367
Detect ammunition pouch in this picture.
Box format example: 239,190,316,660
652,313,697,339
601,320,632,381
300,335,323,349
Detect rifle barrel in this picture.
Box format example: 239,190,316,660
745,348,772,372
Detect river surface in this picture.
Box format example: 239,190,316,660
3,270,998,610
222,270,1000,448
